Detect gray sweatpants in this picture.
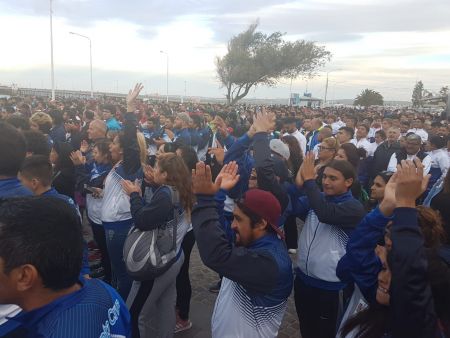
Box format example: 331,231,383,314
126,254,184,338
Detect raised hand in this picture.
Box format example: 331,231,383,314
80,140,89,154
126,83,144,112
295,162,304,187
300,152,317,181
216,161,240,191
70,150,86,166
143,165,155,184
208,140,224,165
121,179,142,196
252,108,275,133
395,159,430,208
192,161,221,195
379,171,397,216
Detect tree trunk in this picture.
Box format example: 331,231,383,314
226,82,232,105
230,83,254,105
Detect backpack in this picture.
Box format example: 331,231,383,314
123,185,187,281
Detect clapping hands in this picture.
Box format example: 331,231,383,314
192,161,240,195
295,152,317,187
70,150,86,166
122,179,142,196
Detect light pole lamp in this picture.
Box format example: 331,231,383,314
49,0,55,100
324,69,342,106
160,50,169,103
70,32,93,98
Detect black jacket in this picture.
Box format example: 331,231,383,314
52,167,76,199
370,141,401,179
389,208,437,338
253,132,289,213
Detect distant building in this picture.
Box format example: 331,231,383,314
290,92,322,107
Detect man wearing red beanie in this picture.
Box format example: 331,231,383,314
191,161,293,338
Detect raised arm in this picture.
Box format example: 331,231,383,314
191,162,278,293
122,83,143,175
300,152,365,227
389,159,436,338
252,110,289,212
337,174,396,303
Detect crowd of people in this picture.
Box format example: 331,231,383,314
0,83,449,338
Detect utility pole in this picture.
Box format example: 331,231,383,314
49,0,55,100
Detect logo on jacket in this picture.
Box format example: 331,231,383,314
100,299,122,338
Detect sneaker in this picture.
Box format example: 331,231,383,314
288,249,297,254
174,319,192,333
209,280,221,293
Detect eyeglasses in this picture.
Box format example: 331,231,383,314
318,146,336,151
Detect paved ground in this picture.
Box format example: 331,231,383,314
176,245,301,338
84,218,302,338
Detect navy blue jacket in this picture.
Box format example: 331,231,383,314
336,206,391,304
192,194,293,295
173,128,191,147
253,132,289,213
389,208,437,338
49,124,66,144
9,279,131,338
0,178,32,198
223,133,254,199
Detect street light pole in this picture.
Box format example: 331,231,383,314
69,32,93,98
89,39,93,98
289,77,293,106
324,69,342,107
49,0,55,100
324,72,330,105
160,51,169,103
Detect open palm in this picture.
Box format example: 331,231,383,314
216,161,240,191
126,83,144,109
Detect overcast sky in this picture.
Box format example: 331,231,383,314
1,0,449,101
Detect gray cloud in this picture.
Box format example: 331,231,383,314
3,0,449,44
1,0,287,33
2,0,450,102
258,0,450,36
303,32,363,43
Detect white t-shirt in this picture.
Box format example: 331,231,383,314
407,128,428,142
351,138,373,156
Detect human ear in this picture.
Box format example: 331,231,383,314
344,178,354,189
14,264,38,292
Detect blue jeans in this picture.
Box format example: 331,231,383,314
103,219,133,300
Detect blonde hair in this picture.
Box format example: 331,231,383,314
30,112,53,134
136,132,148,165
322,137,340,152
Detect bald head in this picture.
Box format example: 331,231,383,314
88,119,107,141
